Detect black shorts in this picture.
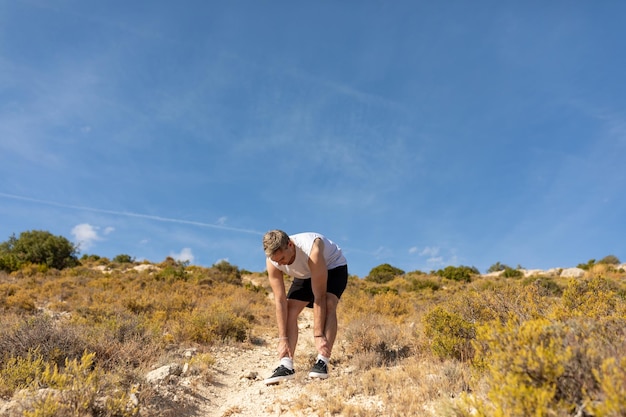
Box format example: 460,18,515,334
287,264,348,308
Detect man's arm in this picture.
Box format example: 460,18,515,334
266,258,291,358
308,238,330,357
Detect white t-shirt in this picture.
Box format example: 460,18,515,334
269,232,347,279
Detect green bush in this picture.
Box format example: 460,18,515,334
365,263,405,284
0,231,79,272
598,254,620,265
487,262,509,273
577,258,596,271
211,260,242,285
502,267,523,278
407,276,440,292
435,265,478,282
113,254,134,263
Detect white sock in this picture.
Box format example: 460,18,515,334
280,357,294,370
317,354,329,365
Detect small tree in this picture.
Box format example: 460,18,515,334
598,255,620,265
487,262,510,273
365,263,405,284
577,259,596,271
0,230,79,272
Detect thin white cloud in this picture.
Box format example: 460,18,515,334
0,193,263,235
103,226,115,235
171,248,194,263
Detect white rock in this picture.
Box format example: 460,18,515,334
146,363,178,384
522,269,545,277
133,264,158,272
560,267,585,278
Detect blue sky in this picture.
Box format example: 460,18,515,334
1,1,625,277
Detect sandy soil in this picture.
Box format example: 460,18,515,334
197,309,325,417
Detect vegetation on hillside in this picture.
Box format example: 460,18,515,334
0,231,624,416
0,230,79,272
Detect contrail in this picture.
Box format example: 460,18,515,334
0,192,263,235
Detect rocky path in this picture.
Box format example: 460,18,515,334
199,309,320,417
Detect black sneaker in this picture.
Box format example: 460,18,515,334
308,359,328,379
264,365,295,385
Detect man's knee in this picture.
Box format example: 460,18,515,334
326,293,339,311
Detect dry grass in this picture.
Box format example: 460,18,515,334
1,259,625,416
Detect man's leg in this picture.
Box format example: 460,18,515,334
285,299,308,357
264,299,308,385
309,293,340,379
323,293,340,355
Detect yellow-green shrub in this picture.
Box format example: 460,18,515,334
423,306,475,361
555,277,624,319
471,318,575,416
169,304,250,344
373,291,414,319
588,356,626,416
24,352,137,417
0,349,46,398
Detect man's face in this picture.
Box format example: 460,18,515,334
270,242,296,265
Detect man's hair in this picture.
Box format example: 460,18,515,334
263,229,290,257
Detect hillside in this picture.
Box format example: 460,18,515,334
1,258,625,416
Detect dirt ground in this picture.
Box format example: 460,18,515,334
195,309,328,417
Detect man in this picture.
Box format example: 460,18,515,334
262,230,348,385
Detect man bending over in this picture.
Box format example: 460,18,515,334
262,230,348,385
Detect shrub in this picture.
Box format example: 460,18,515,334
521,276,563,296
577,258,596,271
588,356,626,416
423,306,475,361
487,262,509,273
155,258,188,282
556,277,621,319
0,316,87,368
471,319,574,415
113,254,135,263
372,291,413,319
169,304,250,344
502,267,523,278
435,265,478,282
407,276,440,292
598,254,620,265
21,351,138,417
365,263,405,284
0,349,46,398
363,285,398,296
0,231,79,272
210,260,242,285
343,316,413,369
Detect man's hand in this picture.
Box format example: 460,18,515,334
277,339,291,358
315,335,331,357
